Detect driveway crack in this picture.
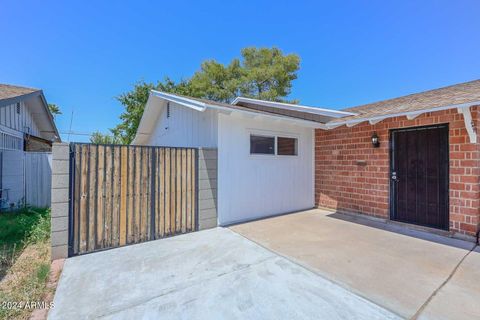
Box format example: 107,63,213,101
94,255,276,319
410,244,478,320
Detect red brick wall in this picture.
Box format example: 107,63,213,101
315,107,480,237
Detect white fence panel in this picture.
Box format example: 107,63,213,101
0,149,25,209
25,152,52,208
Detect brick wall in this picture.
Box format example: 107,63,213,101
315,107,480,237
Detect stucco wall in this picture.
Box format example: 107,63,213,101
315,107,480,238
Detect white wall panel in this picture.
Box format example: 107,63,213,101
25,152,52,207
147,102,218,148
0,102,40,136
0,149,25,208
217,113,315,225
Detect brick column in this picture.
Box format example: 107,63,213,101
51,143,70,260
198,148,217,230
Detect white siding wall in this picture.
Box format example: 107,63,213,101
0,149,25,208
147,102,218,147
0,102,40,136
0,101,45,209
217,113,315,225
25,152,52,207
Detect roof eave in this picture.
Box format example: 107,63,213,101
148,91,326,129
325,100,480,129
0,90,60,142
151,90,207,112
232,96,358,118
38,91,61,142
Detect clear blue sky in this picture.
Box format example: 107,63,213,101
1,1,479,142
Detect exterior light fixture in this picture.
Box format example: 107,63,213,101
371,132,380,148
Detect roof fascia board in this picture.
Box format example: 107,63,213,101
232,96,357,118
152,91,326,128
368,118,386,125
207,104,327,129
151,90,207,112
326,100,480,129
38,91,61,141
132,94,161,145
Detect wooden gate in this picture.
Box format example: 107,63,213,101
68,143,198,256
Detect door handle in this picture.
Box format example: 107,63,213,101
391,172,398,181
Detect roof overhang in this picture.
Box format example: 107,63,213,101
0,90,60,142
0,91,41,108
232,96,357,118
133,91,328,145
324,100,480,143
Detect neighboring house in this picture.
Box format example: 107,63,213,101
133,79,480,241
0,84,60,209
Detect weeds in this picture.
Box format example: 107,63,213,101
0,207,52,319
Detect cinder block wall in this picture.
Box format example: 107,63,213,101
198,148,218,230
51,143,70,260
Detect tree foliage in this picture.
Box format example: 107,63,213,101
48,104,61,117
89,131,121,144
111,47,300,144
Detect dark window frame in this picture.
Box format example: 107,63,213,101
250,134,275,155
277,136,298,156
249,134,299,157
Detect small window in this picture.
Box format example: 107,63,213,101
166,103,171,118
250,135,275,155
277,137,297,156
16,103,20,114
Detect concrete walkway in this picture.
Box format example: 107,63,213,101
49,228,400,320
230,209,480,320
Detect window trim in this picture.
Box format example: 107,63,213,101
276,136,298,156
248,130,299,158
249,134,276,156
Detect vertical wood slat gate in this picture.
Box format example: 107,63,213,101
68,143,198,256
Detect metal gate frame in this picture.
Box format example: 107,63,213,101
68,143,199,256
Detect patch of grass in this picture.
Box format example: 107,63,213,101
0,207,50,279
0,207,50,246
0,207,53,319
0,242,51,320
36,263,50,284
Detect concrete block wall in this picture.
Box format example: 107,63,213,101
198,148,218,230
51,143,70,260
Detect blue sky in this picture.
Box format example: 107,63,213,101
1,1,480,142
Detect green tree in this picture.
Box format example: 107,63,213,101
48,104,62,117
110,78,192,144
90,131,121,144
112,47,300,144
239,47,300,102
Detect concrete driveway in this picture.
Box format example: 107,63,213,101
49,227,399,320
230,209,480,320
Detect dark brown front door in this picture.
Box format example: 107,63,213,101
390,124,449,230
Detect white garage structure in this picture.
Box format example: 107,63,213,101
133,91,353,225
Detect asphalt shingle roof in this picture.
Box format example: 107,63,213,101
330,79,480,124
0,84,39,101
